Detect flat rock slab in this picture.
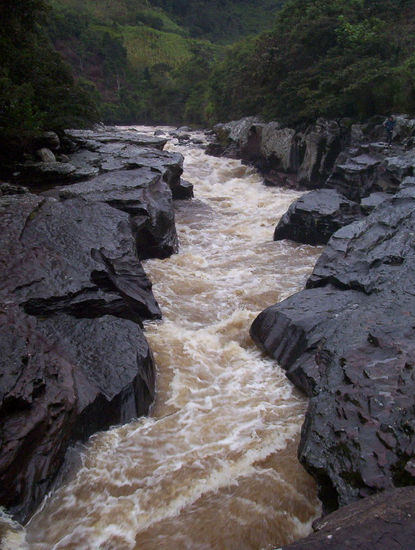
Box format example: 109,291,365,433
0,193,160,320
251,185,415,513
65,128,168,150
19,128,184,193
274,189,363,245
282,487,415,550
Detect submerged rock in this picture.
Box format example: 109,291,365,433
251,186,415,512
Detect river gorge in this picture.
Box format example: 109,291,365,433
19,128,323,549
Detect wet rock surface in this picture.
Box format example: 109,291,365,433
251,184,415,514
43,168,179,259
0,191,159,521
274,189,363,245
16,127,184,194
282,487,415,550
0,126,187,522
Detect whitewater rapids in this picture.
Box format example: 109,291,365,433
25,128,322,550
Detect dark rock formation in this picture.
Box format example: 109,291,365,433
65,127,167,150
32,131,61,151
0,125,193,523
274,189,363,245
43,167,179,260
282,487,415,550
209,116,415,204
325,150,402,201
210,118,348,189
251,185,415,513
0,183,29,196
0,306,154,522
0,187,160,521
296,119,344,188
170,178,194,200
16,127,184,194
360,191,389,213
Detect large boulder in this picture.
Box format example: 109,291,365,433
282,487,415,550
274,189,363,245
251,185,415,513
0,307,154,523
44,167,179,260
325,151,399,201
32,131,61,151
0,191,159,521
297,119,344,187
213,116,261,148
259,123,296,171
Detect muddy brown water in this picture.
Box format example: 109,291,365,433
24,129,322,550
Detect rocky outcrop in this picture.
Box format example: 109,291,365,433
44,167,179,260
274,189,363,245
273,133,415,247
282,487,415,550
325,149,403,201
0,126,187,523
296,119,344,187
16,127,186,196
0,190,160,521
251,184,415,514
209,116,415,205
209,117,348,189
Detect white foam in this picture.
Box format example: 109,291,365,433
26,129,322,549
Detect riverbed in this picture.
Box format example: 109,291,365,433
26,128,322,550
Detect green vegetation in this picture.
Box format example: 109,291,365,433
0,0,99,163
150,0,285,42
3,0,414,155
209,0,415,125
47,0,226,125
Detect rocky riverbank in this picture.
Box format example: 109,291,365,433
208,116,415,547
0,127,193,524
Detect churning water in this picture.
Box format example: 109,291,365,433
25,129,322,550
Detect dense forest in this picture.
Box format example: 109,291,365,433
0,0,99,161
211,0,415,125
45,0,284,125
1,0,415,163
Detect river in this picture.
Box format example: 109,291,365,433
25,128,322,550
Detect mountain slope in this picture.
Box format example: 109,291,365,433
209,0,415,124
151,0,285,42
47,0,286,125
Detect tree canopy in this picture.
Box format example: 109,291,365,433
208,0,415,125
0,0,99,163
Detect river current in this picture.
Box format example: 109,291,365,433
24,128,322,550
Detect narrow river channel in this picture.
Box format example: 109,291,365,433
26,129,322,550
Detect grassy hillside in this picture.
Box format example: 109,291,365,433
47,0,225,124
151,0,285,42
